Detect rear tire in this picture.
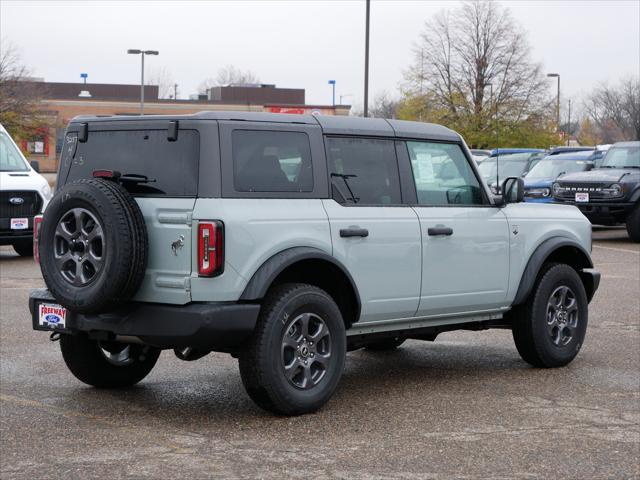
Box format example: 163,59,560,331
60,334,160,388
12,239,33,257
239,283,346,415
625,204,640,242
511,263,588,368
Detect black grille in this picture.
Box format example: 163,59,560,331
0,191,42,218
556,183,608,200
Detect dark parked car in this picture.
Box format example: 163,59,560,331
478,152,545,191
552,141,640,241
488,148,545,157
547,146,595,156
523,151,596,203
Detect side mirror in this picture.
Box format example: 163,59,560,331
501,176,525,204
30,160,40,173
585,162,595,171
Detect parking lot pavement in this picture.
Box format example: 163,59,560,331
1,229,638,480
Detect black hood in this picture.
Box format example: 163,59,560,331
558,168,639,184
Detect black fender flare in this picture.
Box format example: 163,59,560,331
513,237,595,306
239,246,361,319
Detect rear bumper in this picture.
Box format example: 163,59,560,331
29,288,260,351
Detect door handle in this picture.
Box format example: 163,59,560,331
427,226,453,236
340,227,369,238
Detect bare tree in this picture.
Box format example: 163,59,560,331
403,0,554,146
0,41,46,137
584,77,639,142
148,66,176,99
198,65,260,94
369,91,400,119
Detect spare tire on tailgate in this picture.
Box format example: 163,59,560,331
39,178,148,313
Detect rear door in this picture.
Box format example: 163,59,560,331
63,122,201,304
401,140,510,316
323,136,421,323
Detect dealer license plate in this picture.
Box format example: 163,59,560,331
38,303,67,329
10,218,28,230
575,192,589,203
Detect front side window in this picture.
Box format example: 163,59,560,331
232,130,313,192
407,141,483,205
0,132,29,172
326,136,401,205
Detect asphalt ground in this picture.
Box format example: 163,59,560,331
1,227,638,479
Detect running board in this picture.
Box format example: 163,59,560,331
346,308,509,336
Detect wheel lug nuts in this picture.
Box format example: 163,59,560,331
303,360,307,365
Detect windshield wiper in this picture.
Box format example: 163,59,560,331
330,173,359,203
120,173,157,184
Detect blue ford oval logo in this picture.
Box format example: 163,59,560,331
45,314,61,324
9,197,25,205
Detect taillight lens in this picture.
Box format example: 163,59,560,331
33,214,44,262
198,221,224,277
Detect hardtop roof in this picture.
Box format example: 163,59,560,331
69,111,461,141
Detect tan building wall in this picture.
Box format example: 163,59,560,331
25,99,350,172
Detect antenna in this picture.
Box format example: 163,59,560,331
495,103,499,193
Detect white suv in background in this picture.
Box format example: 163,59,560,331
0,123,52,256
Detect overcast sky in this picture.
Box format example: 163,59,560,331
1,0,638,110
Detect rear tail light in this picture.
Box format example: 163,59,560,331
33,214,43,262
198,221,224,277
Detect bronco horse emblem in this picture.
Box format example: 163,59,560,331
171,235,185,256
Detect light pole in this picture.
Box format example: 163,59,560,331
547,73,560,132
363,0,370,117
567,99,572,146
328,80,336,106
127,49,159,115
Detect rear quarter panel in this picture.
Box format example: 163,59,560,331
502,203,592,304
190,198,332,302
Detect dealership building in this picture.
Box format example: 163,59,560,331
18,80,351,172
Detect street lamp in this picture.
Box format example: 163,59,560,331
363,0,371,117
547,73,560,132
328,80,336,106
127,49,159,115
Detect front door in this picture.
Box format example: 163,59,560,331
403,140,510,317
323,136,421,323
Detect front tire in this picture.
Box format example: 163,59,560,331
512,263,588,368
60,334,160,388
12,239,33,257
239,283,346,415
626,204,640,242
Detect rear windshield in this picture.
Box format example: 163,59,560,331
65,129,199,196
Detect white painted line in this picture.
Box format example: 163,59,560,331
593,245,640,255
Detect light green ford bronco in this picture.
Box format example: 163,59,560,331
30,112,600,415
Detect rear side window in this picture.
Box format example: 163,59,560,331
325,136,401,205
232,130,313,192
66,129,199,196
